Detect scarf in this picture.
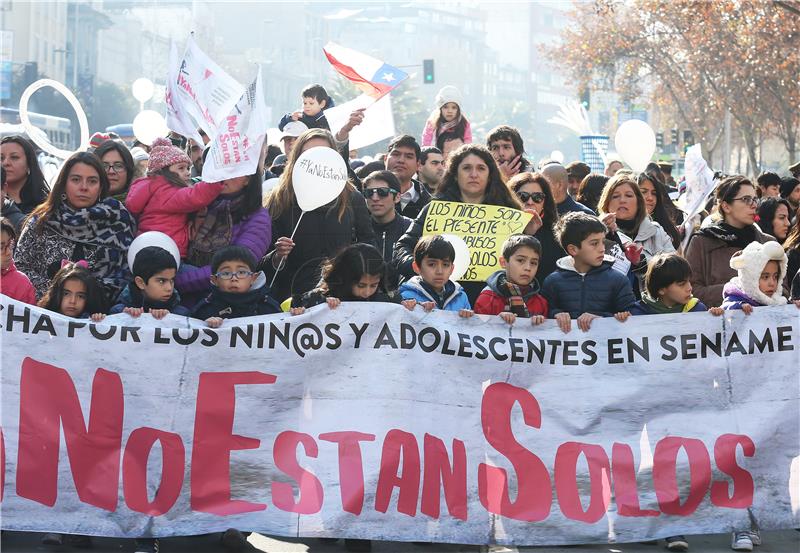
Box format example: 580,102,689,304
188,193,246,267
496,273,530,317
698,222,757,250
616,217,639,237
641,293,699,314
434,113,464,141
46,198,135,286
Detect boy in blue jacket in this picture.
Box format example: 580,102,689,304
111,246,190,318
399,235,473,317
542,212,634,332
278,84,334,131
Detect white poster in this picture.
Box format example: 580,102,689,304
326,93,395,151
202,68,268,183
1,296,798,545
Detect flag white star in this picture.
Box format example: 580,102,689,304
382,72,396,82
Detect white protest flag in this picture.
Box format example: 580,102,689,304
679,144,717,249
325,93,395,150
173,35,244,140
165,42,203,144
202,67,268,182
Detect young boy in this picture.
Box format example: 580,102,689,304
542,212,635,332
399,235,472,317
111,246,189,318
278,84,334,131
474,234,548,325
193,246,281,327
631,253,723,316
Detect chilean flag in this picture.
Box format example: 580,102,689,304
323,42,408,100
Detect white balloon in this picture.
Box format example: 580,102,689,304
550,150,565,164
292,146,348,212
262,177,281,200
132,110,169,146
614,120,656,172
127,232,181,271
132,77,155,103
19,79,90,158
441,234,471,282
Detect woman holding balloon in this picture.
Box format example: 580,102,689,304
264,128,375,304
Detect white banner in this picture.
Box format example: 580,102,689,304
165,42,204,145
325,93,395,151
202,68,268,183
1,295,798,545
169,35,244,141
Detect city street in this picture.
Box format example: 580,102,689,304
1,531,798,553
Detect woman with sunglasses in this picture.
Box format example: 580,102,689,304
507,172,565,282
685,176,775,307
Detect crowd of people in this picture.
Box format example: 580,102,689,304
2,81,800,553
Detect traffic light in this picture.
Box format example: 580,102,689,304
670,128,679,144
683,130,694,146
656,132,664,150
579,88,590,111
423,59,434,84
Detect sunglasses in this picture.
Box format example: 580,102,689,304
362,187,397,198
516,191,546,203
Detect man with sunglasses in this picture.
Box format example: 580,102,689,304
362,170,413,288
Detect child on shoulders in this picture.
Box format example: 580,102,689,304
421,86,472,147
278,84,335,132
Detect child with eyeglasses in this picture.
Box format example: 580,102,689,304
192,245,284,327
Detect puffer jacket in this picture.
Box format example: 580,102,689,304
399,275,471,312
125,175,224,258
541,255,636,318
473,270,547,316
192,272,281,320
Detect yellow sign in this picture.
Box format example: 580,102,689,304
423,200,533,282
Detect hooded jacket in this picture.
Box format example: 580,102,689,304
630,295,707,316
474,270,547,316
630,216,676,259
192,271,282,320
0,260,36,305
722,240,788,310
541,255,636,318
110,282,190,316
399,275,471,312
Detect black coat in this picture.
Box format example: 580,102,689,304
533,225,567,284
397,179,432,220
373,214,412,289
192,275,282,320
263,186,376,303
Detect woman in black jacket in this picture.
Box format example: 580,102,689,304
264,129,375,304
394,143,533,304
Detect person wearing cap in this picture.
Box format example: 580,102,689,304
780,176,800,211
565,161,591,198
421,85,473,147
280,120,309,156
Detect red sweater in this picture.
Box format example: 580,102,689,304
1,260,36,304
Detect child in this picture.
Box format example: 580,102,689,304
125,137,223,260
421,85,473,147
278,84,335,132
111,246,189,318
38,261,107,322
1,217,36,304
399,235,472,317
723,240,800,315
541,212,635,332
193,246,283,327
475,234,548,325
295,243,416,311
631,253,724,316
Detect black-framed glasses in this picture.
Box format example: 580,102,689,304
730,196,757,207
102,162,126,173
362,187,397,199
214,270,254,280
516,191,546,203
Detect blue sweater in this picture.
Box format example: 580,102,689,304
399,276,471,311
541,256,635,318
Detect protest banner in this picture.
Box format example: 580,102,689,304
422,200,533,282
1,295,798,545
202,68,268,183
325,93,396,151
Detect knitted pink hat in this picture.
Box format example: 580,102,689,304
147,137,191,174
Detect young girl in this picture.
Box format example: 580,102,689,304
294,243,416,311
722,241,800,314
125,137,224,260
1,217,36,304
38,261,107,322
421,86,472,148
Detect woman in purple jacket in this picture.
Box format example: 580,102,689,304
176,170,271,304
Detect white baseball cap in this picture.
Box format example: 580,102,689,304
281,121,309,139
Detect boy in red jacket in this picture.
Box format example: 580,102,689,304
474,234,548,325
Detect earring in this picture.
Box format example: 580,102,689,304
61,193,67,201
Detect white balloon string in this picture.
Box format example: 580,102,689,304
268,211,305,290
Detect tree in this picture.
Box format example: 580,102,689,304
89,82,138,133
544,0,800,173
